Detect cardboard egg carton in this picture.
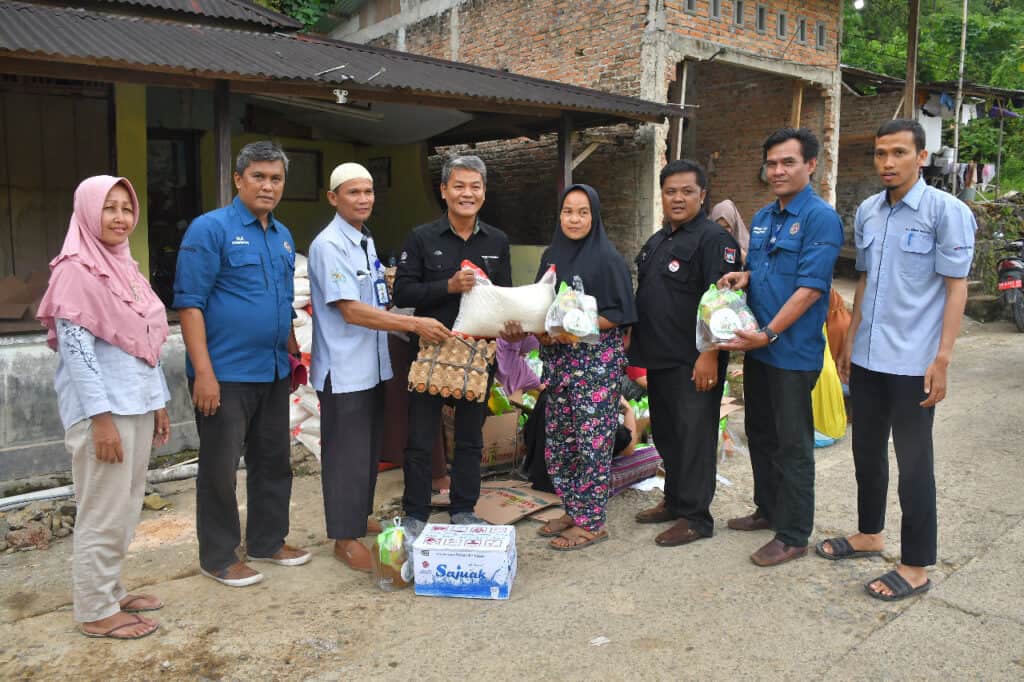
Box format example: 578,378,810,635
407,337,496,402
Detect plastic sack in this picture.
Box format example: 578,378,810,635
812,327,847,439
294,277,311,297
488,384,514,416
696,285,759,352
293,253,308,278
293,308,311,327
545,278,600,344
296,416,321,459
452,262,557,338
372,518,412,591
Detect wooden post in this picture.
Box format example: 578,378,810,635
557,113,572,196
214,80,232,208
790,82,804,127
903,0,921,119
951,0,969,195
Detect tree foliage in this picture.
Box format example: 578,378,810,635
254,0,332,29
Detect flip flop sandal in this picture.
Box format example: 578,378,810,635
537,516,575,537
549,529,609,552
864,570,932,602
119,594,164,613
815,536,882,561
80,615,160,640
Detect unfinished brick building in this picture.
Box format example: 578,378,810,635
332,0,843,260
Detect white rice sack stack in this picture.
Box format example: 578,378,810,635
453,267,557,338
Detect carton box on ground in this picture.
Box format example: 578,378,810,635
412,524,517,600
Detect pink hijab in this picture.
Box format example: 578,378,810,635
709,199,750,254
36,175,168,366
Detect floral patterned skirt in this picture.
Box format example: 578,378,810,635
540,328,626,532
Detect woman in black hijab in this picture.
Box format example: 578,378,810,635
533,184,636,550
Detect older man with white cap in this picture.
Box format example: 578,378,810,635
308,162,450,572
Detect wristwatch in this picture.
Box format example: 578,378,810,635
759,326,779,344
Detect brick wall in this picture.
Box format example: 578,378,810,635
368,0,648,96
664,0,840,70
835,91,904,239
432,123,650,261
689,60,828,226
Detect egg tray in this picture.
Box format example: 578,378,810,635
407,336,496,402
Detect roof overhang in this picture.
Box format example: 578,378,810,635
0,2,684,144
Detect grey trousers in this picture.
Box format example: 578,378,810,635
67,412,154,622
318,375,385,540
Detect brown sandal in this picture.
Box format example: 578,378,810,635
80,614,159,640
549,527,610,551
538,514,575,537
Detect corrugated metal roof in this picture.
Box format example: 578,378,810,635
90,0,303,29
0,1,679,124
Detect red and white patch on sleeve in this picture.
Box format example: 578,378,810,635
724,247,737,264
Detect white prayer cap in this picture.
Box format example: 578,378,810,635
329,162,372,191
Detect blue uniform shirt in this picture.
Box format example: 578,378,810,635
173,196,296,382
746,184,844,371
307,214,393,394
852,178,976,376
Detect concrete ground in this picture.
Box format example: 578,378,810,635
1,315,1022,680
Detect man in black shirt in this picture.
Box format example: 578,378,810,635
393,155,512,540
630,159,740,547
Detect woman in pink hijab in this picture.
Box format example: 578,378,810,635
709,199,750,262
37,175,170,640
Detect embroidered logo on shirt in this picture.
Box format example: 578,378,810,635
753,226,768,235
724,247,737,264
789,223,801,236
400,251,408,262
231,235,250,246
668,260,680,273
433,250,444,256
331,271,346,283
283,241,292,253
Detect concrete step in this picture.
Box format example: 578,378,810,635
964,294,1003,322
967,279,986,296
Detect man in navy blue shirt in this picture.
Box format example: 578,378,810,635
718,128,843,567
174,141,311,587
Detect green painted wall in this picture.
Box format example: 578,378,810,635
510,245,545,285
115,84,150,277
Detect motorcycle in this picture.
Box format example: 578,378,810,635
996,234,1024,332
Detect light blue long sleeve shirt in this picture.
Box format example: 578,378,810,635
54,318,170,430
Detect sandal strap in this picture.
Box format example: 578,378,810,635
877,570,911,595
828,536,853,556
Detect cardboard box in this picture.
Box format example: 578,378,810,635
442,405,523,470
412,524,517,600
473,483,561,525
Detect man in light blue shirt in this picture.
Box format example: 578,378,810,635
819,119,975,602
308,163,449,572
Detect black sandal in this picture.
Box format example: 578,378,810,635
864,570,931,601
815,536,882,561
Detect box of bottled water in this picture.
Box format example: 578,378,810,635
411,524,517,600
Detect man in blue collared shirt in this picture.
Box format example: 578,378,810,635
307,163,449,573
174,141,311,587
719,128,843,567
818,120,975,602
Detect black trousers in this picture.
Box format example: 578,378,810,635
850,364,937,567
318,375,385,540
192,378,292,572
743,356,819,548
403,390,486,521
647,363,726,537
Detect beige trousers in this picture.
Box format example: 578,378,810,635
66,412,153,623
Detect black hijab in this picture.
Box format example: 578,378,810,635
536,184,637,326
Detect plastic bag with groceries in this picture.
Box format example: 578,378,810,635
545,277,600,344
696,284,760,352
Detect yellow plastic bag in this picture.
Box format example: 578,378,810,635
812,327,847,440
